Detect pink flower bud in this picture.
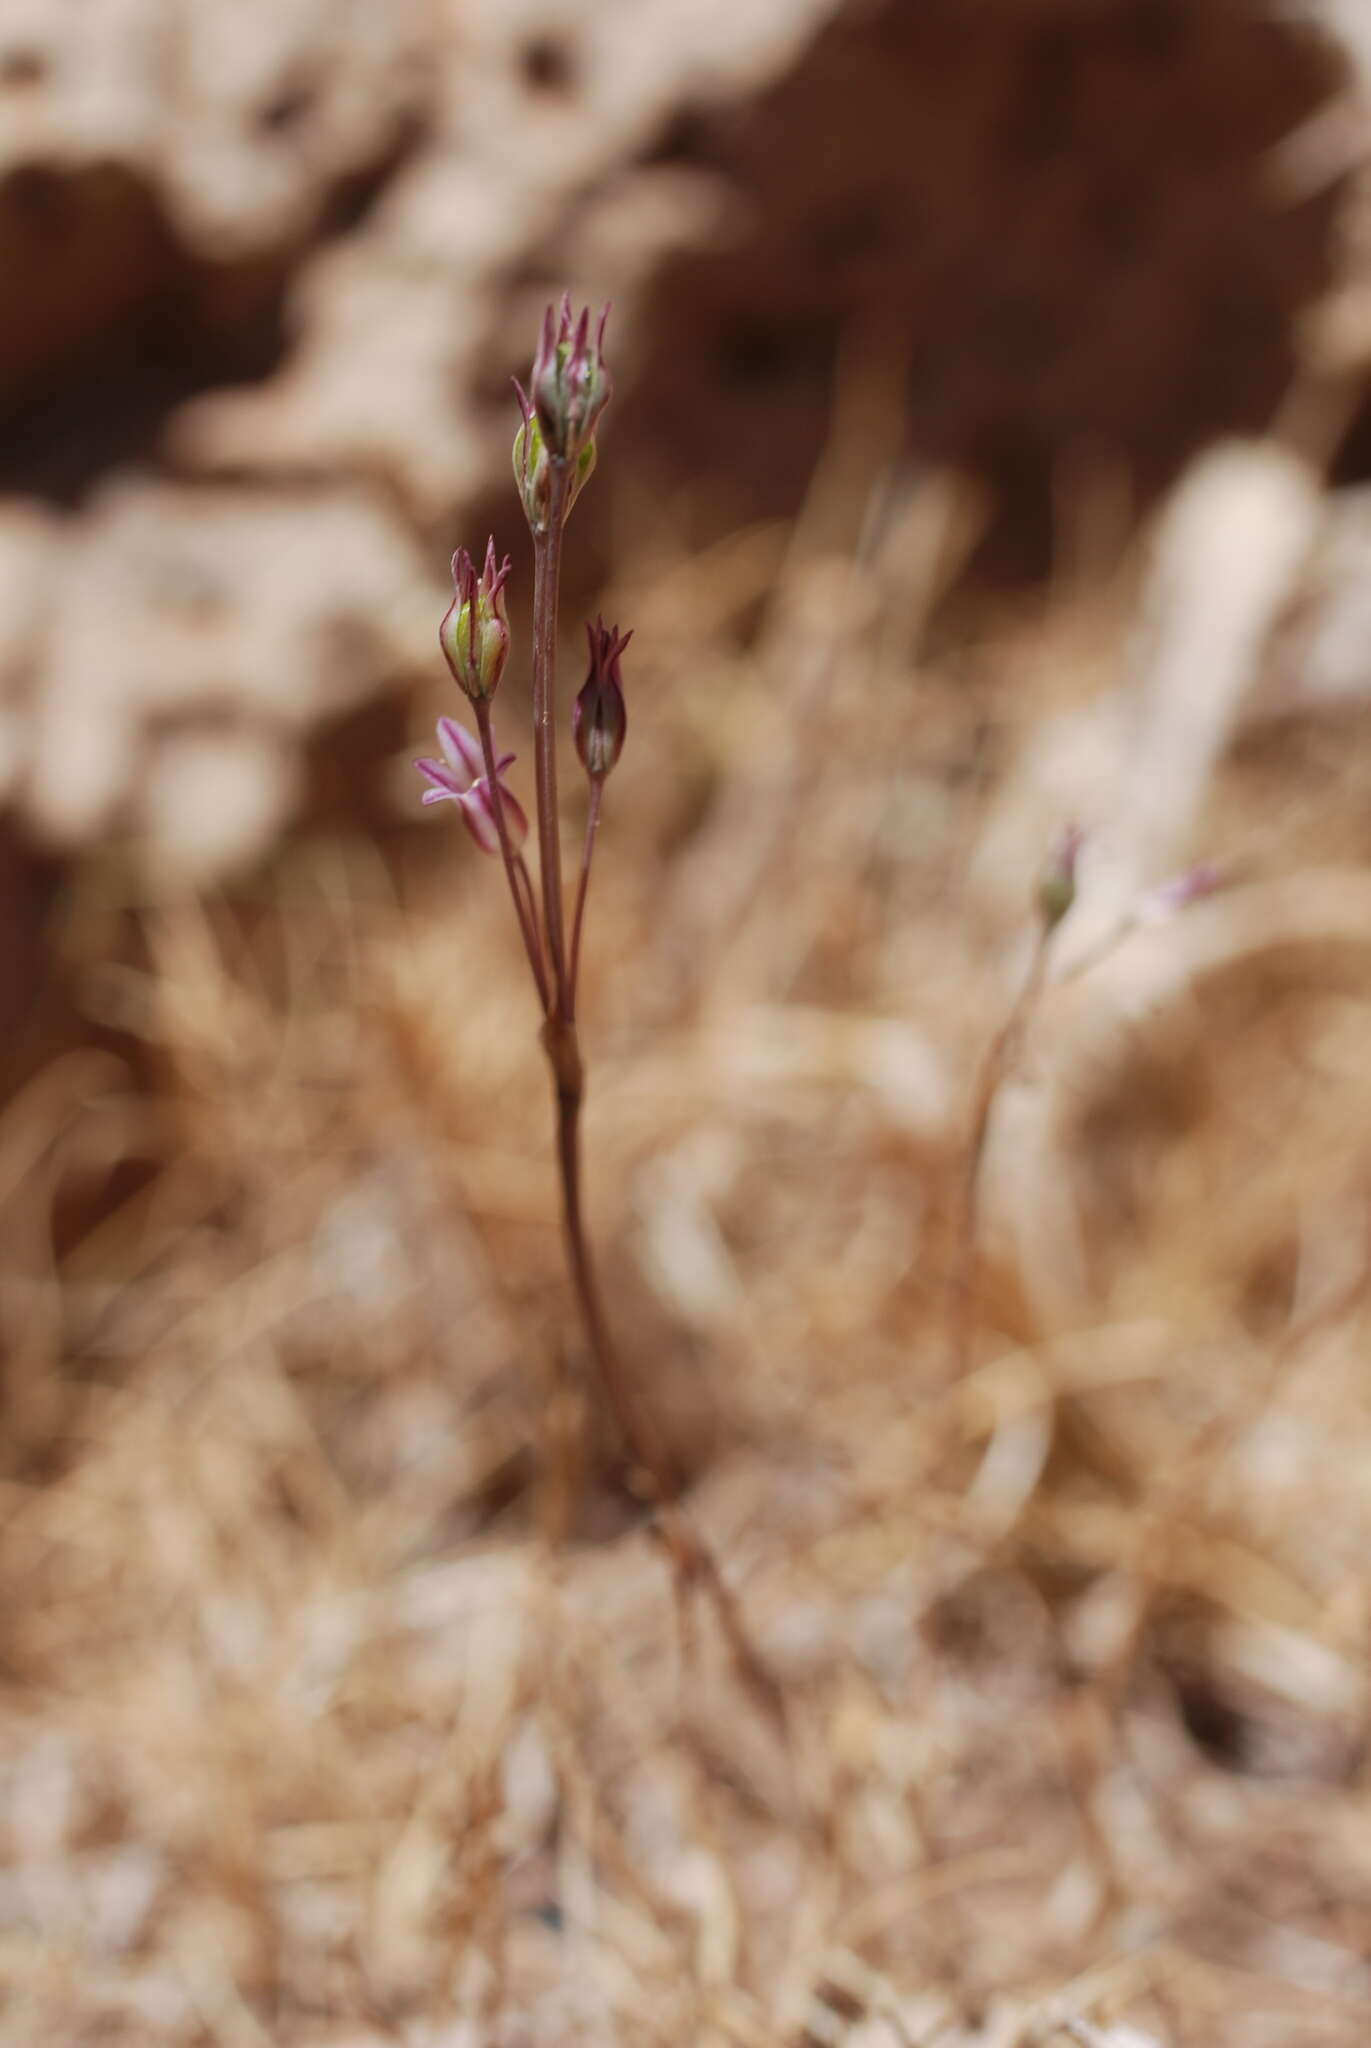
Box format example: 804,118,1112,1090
439,538,511,702
573,617,630,783
513,383,598,536
528,294,612,464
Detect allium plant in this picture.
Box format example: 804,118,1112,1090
949,827,1224,1380
419,297,781,1726
947,825,1082,1381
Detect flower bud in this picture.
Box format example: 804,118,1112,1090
439,538,511,702
1037,823,1084,931
513,390,597,536
529,294,612,463
573,617,630,783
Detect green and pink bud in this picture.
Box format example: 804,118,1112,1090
530,294,611,463
573,618,630,783
513,386,598,536
439,538,512,702
513,297,610,533
1037,823,1084,931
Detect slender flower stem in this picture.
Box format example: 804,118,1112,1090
948,923,1051,1381
512,855,546,999
537,647,786,1729
555,1086,671,1487
554,1070,788,1733
475,701,550,1013
498,300,785,1737
567,781,602,1020
531,462,573,1009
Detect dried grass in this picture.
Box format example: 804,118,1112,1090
3,430,1371,2046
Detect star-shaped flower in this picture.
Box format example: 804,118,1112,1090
415,715,528,855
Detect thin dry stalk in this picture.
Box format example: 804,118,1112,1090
948,920,1052,1382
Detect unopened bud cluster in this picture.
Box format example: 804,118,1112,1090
513,295,610,535
418,297,631,856
530,295,612,462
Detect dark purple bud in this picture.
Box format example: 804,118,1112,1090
573,617,630,783
439,537,512,701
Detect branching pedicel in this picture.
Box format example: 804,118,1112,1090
418,298,783,1728
947,825,1223,1383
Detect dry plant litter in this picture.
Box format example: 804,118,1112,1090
3,359,1371,2048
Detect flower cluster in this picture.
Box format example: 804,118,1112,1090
418,299,628,878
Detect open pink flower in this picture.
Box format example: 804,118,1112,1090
415,715,528,856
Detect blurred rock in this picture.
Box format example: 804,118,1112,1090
0,504,55,805
972,439,1324,944
1268,485,1371,710
20,477,431,863
0,0,430,410
0,0,1364,871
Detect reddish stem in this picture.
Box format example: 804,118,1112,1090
567,780,603,1021
553,1060,788,1735
531,461,572,1011
512,855,545,991
520,429,785,1738
948,923,1051,1380
475,700,550,1014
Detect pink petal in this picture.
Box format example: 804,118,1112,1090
456,787,502,856
435,716,482,787
494,784,529,851
457,780,529,856
415,754,465,795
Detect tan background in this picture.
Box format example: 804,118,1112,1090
3,3,1371,2042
